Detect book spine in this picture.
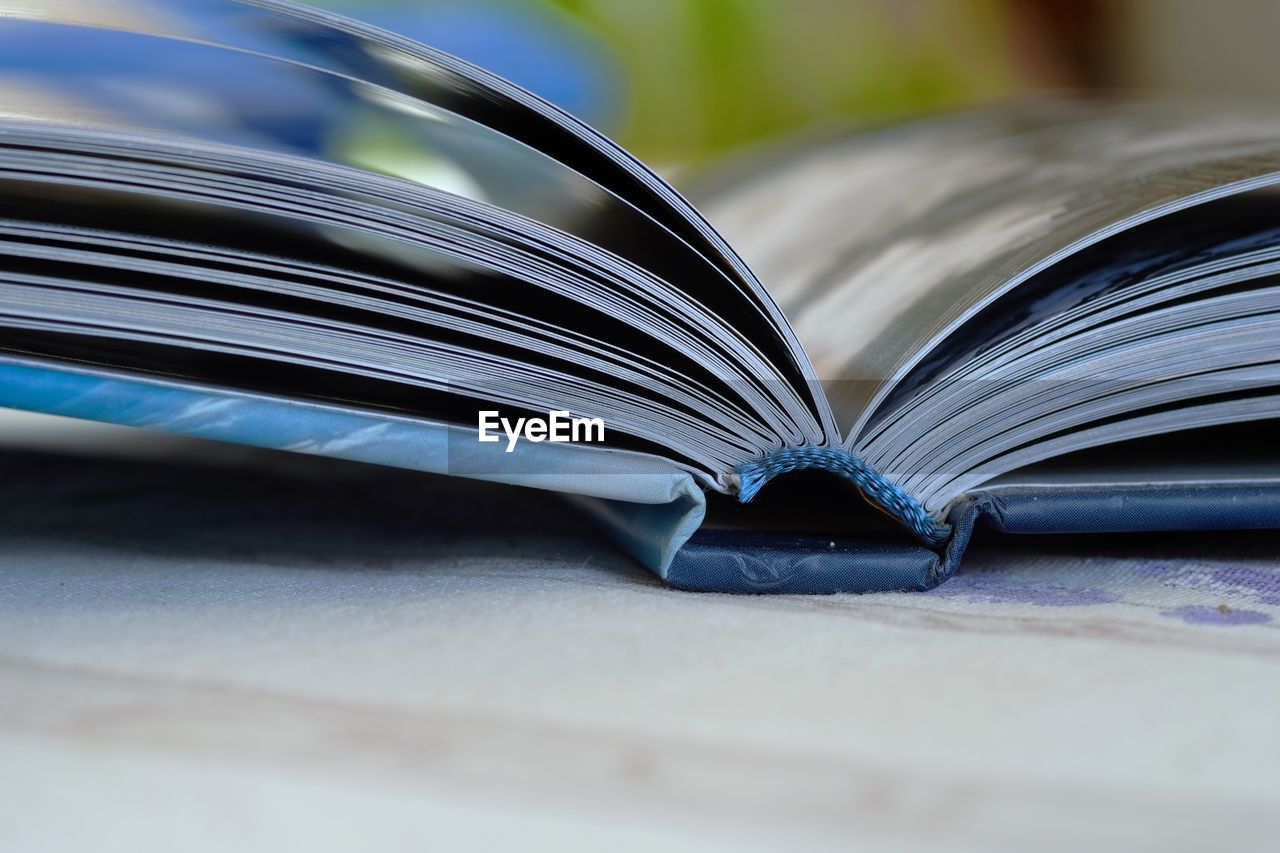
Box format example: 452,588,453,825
736,446,951,546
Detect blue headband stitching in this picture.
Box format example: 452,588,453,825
736,446,951,547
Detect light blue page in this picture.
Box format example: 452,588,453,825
0,357,706,578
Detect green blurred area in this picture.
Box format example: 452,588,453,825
306,0,1022,162
542,0,1017,160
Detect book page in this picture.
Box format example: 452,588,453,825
691,99,1280,440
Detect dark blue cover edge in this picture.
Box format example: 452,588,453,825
664,497,990,594
665,482,1280,594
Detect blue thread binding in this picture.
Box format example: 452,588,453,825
736,446,951,547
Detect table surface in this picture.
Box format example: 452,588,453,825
1,414,1278,852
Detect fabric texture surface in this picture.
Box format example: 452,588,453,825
0,424,1278,851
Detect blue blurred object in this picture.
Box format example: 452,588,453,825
0,22,335,151
334,0,623,130
0,0,623,139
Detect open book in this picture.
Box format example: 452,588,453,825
3,0,1280,593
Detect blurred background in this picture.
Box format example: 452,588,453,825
302,0,1280,164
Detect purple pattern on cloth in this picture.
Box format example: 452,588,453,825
923,556,1280,629
1210,567,1280,605
1130,561,1176,578
1160,604,1273,626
